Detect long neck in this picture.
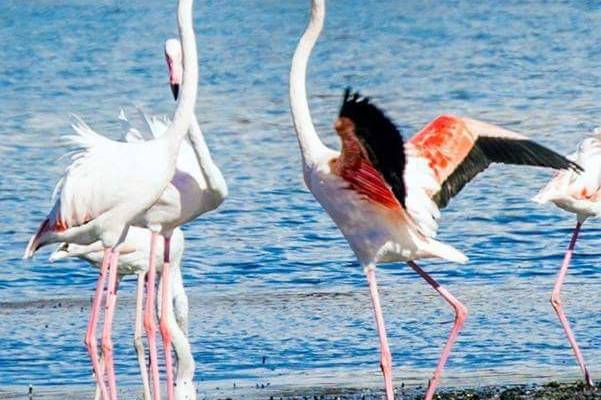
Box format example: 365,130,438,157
162,0,198,150
187,116,227,192
289,0,327,168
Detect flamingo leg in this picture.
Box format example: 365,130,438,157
159,236,175,400
135,273,153,400
102,249,121,400
407,261,468,400
365,265,394,400
85,248,111,400
550,221,593,386
144,232,161,400
94,354,105,400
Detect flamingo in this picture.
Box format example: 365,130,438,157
289,1,581,399
23,0,199,398
532,129,601,387
50,227,196,400
124,37,227,400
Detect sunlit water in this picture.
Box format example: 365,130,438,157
1,0,601,396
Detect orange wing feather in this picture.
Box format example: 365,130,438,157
332,115,402,210
409,115,477,184
339,158,401,210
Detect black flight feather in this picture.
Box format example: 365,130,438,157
433,136,582,209
339,88,407,208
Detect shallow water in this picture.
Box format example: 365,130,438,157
1,0,601,395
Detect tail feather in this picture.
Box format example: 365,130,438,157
421,238,468,264
63,114,111,150
532,190,552,204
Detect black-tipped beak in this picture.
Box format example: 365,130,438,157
170,83,180,101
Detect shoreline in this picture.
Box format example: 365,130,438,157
5,380,600,400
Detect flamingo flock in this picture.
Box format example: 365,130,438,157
21,0,598,399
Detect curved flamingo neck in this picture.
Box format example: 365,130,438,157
162,0,198,151
289,0,328,169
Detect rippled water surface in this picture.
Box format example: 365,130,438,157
1,0,601,396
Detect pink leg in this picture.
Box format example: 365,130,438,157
159,236,174,400
94,355,105,400
550,221,593,386
144,232,161,400
102,249,121,400
134,273,153,400
365,265,394,400
407,261,468,400
85,248,111,400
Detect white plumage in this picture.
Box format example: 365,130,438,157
534,128,601,220
23,1,199,257
121,106,228,235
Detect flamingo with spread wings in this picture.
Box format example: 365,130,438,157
289,1,580,399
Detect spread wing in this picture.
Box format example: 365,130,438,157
409,115,581,209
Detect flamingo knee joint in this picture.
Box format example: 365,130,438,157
550,293,562,310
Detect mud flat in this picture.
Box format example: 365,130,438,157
5,381,599,400
273,382,601,400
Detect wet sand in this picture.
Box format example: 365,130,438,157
253,381,601,400
4,381,600,400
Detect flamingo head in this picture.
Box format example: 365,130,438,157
49,243,71,262
48,242,91,262
164,38,183,101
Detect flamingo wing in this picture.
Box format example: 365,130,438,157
337,89,406,209
118,108,168,142
58,116,172,229
119,109,202,177
335,89,443,237
409,115,581,208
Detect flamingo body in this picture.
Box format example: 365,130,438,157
24,118,186,257
50,227,184,275
307,158,465,265
534,131,601,220
123,111,227,235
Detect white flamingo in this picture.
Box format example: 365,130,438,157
533,129,601,387
123,37,226,400
289,1,581,399
23,0,199,398
50,227,195,400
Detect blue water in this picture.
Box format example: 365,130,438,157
1,0,601,395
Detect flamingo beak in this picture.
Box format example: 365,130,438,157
23,236,40,260
170,83,180,101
